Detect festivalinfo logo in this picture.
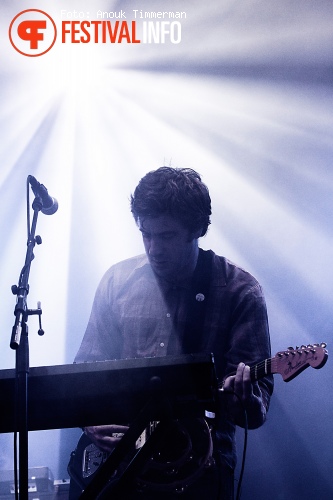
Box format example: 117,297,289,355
9,9,57,57
9,8,184,56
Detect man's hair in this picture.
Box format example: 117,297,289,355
130,167,211,237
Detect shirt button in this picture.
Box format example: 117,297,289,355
160,342,165,348
166,313,171,318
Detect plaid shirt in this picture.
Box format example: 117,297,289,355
75,249,273,469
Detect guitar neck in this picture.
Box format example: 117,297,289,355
249,358,272,382
219,358,273,388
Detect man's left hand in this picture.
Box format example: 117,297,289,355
221,362,266,429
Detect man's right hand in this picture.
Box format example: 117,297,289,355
83,424,129,452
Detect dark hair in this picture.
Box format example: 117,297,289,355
130,167,211,237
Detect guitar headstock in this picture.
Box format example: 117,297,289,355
272,343,328,382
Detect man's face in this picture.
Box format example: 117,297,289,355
139,215,199,281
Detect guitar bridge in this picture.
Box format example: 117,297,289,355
82,443,109,478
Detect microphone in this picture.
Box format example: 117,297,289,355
28,175,58,215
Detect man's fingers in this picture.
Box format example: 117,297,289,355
233,362,245,395
227,363,253,400
84,424,129,452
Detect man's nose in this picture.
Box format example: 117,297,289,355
148,238,162,256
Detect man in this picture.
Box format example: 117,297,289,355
72,167,273,499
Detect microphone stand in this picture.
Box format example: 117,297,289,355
10,192,45,500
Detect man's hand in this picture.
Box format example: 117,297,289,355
83,424,129,452
221,362,267,429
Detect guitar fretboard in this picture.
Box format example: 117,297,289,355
250,358,272,381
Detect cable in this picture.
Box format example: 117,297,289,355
220,389,248,500
13,369,19,500
235,406,248,500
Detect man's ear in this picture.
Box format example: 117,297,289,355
190,228,203,241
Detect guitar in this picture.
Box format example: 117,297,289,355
68,343,328,497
